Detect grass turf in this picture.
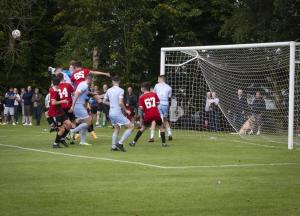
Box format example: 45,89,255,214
0,123,300,216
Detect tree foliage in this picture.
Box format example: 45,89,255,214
0,0,298,92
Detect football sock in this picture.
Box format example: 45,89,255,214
150,129,155,139
119,129,132,144
112,132,118,148
134,130,143,143
47,117,53,125
55,134,62,143
71,123,88,133
161,132,166,144
62,129,69,138
167,128,172,136
88,124,94,133
80,125,88,143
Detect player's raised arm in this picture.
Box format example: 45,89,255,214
90,70,110,77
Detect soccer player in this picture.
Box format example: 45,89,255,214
70,60,110,89
48,77,72,148
103,76,134,152
130,82,167,147
57,72,76,123
69,75,93,146
153,75,172,141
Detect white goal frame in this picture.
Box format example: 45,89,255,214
160,41,300,150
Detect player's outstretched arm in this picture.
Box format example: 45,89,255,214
90,70,110,77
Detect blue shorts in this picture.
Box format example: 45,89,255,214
74,104,89,120
109,113,130,126
158,104,169,118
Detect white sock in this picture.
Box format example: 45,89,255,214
150,129,155,139
119,129,132,144
112,132,118,148
167,128,172,136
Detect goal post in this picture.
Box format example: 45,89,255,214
160,41,300,149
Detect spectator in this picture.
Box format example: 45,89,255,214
252,91,266,135
208,92,220,132
125,86,138,122
20,88,26,124
22,86,33,126
232,89,248,129
96,84,109,127
204,91,212,129
32,88,44,126
13,88,21,124
4,88,16,125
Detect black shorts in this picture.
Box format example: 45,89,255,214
91,105,98,114
54,114,69,127
63,108,76,122
99,103,109,114
144,119,162,128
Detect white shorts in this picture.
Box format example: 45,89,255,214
4,107,14,116
109,113,130,126
74,104,89,120
158,104,169,118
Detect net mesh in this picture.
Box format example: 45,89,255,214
164,43,300,145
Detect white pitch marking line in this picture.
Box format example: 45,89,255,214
231,140,278,148
0,144,298,169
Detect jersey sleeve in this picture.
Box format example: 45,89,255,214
69,84,75,93
84,68,90,77
119,89,124,99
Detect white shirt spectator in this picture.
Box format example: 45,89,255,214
14,94,20,106
45,93,50,109
154,82,172,106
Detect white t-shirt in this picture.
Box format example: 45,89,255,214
154,82,172,106
104,86,124,115
45,93,50,108
14,94,20,106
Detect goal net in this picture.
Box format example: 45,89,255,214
161,42,300,149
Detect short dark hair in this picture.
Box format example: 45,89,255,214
56,72,64,81
70,60,82,68
141,82,151,91
52,76,61,86
159,75,166,81
111,76,120,82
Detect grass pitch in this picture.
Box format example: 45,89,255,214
0,123,300,216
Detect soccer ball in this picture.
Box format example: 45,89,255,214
12,29,21,39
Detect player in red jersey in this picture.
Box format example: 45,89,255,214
70,60,110,89
56,72,76,122
48,76,72,148
129,82,167,147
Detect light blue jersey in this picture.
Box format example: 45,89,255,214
76,81,89,104
154,82,172,106
105,86,124,115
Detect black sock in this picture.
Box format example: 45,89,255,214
160,132,166,144
62,129,69,138
134,130,143,142
55,133,62,143
88,124,94,133
47,117,53,125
